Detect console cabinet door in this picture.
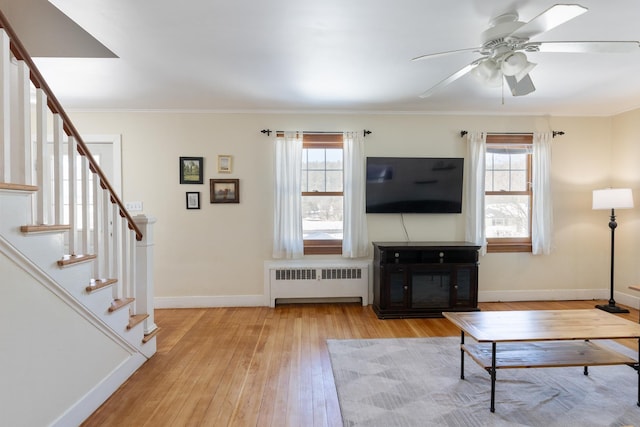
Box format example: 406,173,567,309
452,265,478,307
410,266,451,308
384,265,408,308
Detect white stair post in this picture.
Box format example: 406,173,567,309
133,214,157,334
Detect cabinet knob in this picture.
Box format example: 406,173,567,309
403,286,408,290
454,285,458,289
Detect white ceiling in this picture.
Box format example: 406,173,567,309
2,0,640,115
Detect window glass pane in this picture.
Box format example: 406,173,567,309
492,171,510,191
305,149,325,169
492,153,510,170
510,170,527,191
485,170,493,192
485,194,530,238
510,153,527,169
302,195,343,240
307,171,326,192
325,149,342,167
326,171,343,192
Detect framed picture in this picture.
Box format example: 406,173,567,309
180,156,204,184
186,192,200,209
218,155,232,173
210,179,239,203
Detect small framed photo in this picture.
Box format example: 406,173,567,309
210,179,239,203
218,155,232,173
180,157,204,184
186,192,200,209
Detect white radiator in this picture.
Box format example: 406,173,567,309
264,260,370,307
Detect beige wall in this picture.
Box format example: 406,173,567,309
67,110,640,306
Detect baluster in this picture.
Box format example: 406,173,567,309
102,189,111,280
111,203,120,299
52,114,64,224
120,215,128,299
128,229,137,313
0,30,9,182
81,154,90,254
135,215,157,335
68,136,77,255
35,88,48,224
92,174,101,278
17,60,31,186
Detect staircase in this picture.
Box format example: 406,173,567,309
0,10,157,426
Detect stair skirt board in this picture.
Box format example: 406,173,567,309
51,354,147,427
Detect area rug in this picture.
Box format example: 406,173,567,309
327,337,640,427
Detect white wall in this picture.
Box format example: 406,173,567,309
66,110,640,306
0,250,132,426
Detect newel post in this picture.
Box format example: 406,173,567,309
134,214,158,334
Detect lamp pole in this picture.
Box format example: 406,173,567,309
595,208,629,313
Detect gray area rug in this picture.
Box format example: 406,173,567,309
327,337,640,427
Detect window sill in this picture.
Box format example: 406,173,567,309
304,240,342,255
486,242,532,253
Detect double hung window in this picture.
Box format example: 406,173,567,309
485,134,533,253
301,134,344,255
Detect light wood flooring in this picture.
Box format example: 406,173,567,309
81,300,640,427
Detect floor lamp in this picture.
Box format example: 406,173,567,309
592,188,634,313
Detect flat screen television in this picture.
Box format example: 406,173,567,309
366,157,464,214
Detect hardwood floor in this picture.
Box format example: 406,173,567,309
81,300,639,427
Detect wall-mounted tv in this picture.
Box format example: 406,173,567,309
366,157,464,214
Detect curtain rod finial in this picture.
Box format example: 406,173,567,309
460,130,468,137
261,129,272,136
552,131,564,138
363,129,371,137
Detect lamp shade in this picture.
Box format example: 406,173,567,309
592,188,634,210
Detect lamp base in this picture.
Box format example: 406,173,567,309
595,303,629,314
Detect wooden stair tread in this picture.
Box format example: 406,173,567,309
109,297,134,312
0,182,38,192
86,278,118,293
127,314,150,330
142,327,160,344
21,224,71,234
57,254,97,267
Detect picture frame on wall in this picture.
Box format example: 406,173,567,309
217,155,232,173
210,179,239,203
180,156,204,184
186,192,200,209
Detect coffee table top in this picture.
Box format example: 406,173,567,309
443,309,640,342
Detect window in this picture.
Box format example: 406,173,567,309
485,134,532,253
301,134,343,255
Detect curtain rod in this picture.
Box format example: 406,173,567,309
260,129,372,137
459,130,565,138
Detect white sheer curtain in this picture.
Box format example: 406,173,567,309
531,131,553,255
464,131,487,255
272,131,303,259
343,131,369,258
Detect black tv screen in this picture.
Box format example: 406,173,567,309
366,157,464,213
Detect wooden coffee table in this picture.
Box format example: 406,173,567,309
443,309,640,412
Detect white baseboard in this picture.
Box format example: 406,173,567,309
478,288,639,307
154,294,266,308
51,354,146,427
154,289,640,310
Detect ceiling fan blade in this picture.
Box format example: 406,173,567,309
524,41,640,53
419,61,479,98
505,74,535,96
509,4,588,40
412,47,481,61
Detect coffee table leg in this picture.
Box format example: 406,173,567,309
460,331,465,380
491,342,496,413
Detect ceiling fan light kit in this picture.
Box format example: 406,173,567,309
414,3,639,98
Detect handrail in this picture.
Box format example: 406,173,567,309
0,9,142,240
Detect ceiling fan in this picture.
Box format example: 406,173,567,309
413,4,640,97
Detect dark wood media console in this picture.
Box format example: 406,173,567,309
372,241,481,318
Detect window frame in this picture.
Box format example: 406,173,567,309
485,134,533,253
300,134,344,255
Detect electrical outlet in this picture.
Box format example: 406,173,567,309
125,201,143,212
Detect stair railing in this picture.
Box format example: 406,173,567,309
0,9,157,337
